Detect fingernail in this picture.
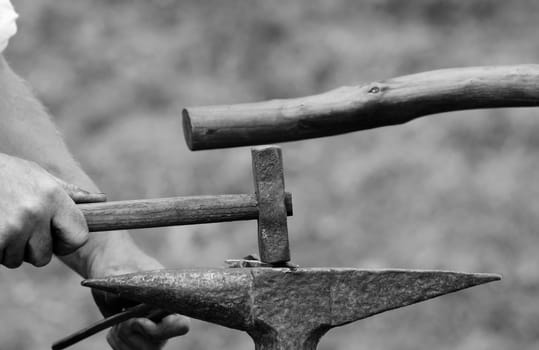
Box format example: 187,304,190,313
75,187,91,194
74,192,107,203
87,192,107,199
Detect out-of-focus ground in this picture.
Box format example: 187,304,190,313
1,1,538,349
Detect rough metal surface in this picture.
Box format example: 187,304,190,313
251,146,290,264
83,268,500,350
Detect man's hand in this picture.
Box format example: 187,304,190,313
0,152,104,268
88,246,190,350
106,314,190,350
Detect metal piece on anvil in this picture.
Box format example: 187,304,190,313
82,268,500,350
78,193,293,232
225,254,299,269
225,258,272,268
251,146,290,264
225,255,299,269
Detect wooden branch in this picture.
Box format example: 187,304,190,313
182,65,539,150
79,193,293,232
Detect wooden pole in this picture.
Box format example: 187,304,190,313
183,65,539,150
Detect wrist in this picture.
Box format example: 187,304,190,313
88,231,163,279
60,230,162,278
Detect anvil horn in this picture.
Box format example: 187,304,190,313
83,268,500,350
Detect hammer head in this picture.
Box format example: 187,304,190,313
251,146,290,264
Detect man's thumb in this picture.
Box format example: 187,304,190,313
49,176,105,255
51,206,89,256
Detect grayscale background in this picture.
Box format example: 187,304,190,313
1,1,538,349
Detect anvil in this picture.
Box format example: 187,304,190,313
83,267,499,350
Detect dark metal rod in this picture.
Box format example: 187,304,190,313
51,304,155,350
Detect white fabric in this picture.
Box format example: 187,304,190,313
0,0,17,53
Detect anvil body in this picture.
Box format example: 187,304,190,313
84,267,499,349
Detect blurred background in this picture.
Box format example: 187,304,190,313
1,0,538,349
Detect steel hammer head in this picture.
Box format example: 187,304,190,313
251,146,290,264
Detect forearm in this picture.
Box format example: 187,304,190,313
0,57,87,182
0,55,139,277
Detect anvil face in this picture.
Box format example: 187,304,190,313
84,267,499,349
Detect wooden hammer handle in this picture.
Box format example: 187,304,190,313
80,193,292,232
182,65,539,150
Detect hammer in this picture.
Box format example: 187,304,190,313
52,146,293,349
80,145,291,264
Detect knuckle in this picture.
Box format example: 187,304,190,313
27,243,53,267
4,258,23,269
2,218,25,236
182,316,191,330
74,209,88,229
53,231,88,256
171,314,190,335
32,253,52,267
24,159,40,169
19,159,41,173
20,201,45,220
42,181,63,200
74,228,89,246
68,208,89,234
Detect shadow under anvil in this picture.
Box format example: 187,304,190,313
83,268,500,350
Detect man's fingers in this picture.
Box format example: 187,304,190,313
69,190,107,204
52,176,106,204
1,217,33,268
106,329,133,350
108,322,166,350
2,236,27,268
0,156,104,269
106,314,189,350
49,175,104,256
24,228,53,267
132,314,190,340
51,200,89,256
